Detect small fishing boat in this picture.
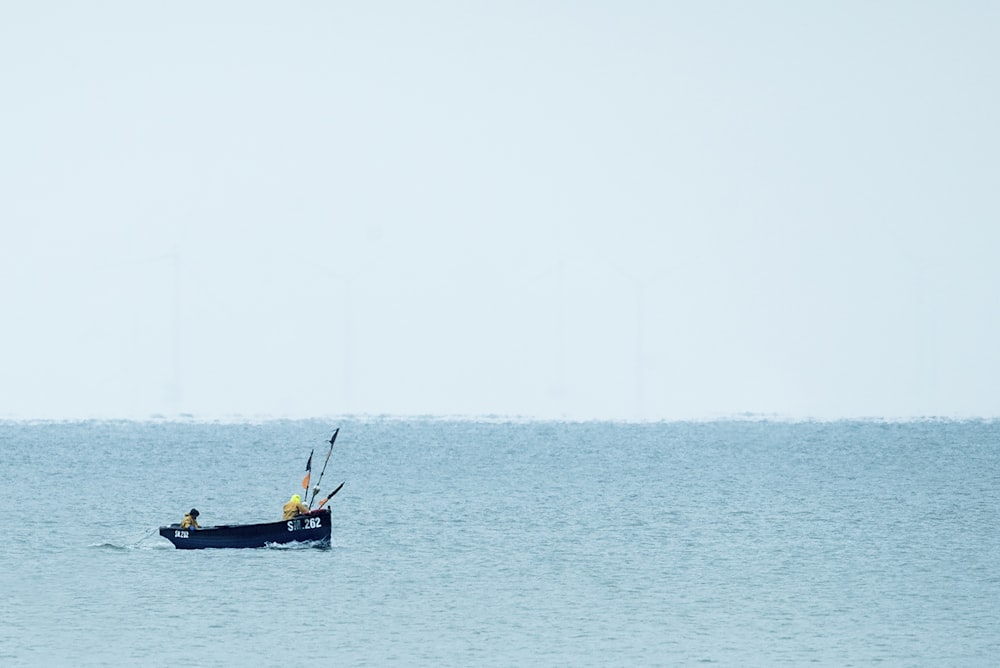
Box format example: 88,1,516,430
161,429,345,550
159,508,332,549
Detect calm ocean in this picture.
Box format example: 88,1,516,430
1,419,997,666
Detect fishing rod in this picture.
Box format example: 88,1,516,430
308,428,339,509
132,527,159,548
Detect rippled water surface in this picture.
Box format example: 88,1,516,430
1,419,997,666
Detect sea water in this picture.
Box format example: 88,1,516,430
0,419,997,666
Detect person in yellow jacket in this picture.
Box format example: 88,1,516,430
283,494,309,520
180,508,201,529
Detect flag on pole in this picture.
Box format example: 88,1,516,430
302,450,313,490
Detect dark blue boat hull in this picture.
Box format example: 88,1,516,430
159,508,332,549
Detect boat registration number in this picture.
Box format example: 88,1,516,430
288,516,323,531
174,530,189,538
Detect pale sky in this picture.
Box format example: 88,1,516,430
2,2,998,421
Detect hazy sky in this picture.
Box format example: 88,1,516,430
2,2,998,421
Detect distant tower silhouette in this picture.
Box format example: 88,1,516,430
167,249,183,413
